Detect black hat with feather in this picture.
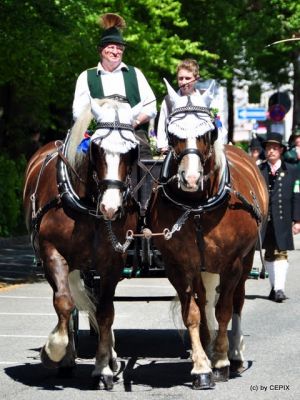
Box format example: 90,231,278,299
99,13,126,47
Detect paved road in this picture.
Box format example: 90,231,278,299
0,236,299,399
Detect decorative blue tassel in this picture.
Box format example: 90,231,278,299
215,118,222,128
77,137,90,153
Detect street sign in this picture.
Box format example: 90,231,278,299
268,92,291,113
237,107,267,120
269,103,286,122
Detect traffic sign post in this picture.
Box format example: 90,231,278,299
237,107,267,121
269,103,286,122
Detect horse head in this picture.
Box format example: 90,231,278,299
66,98,141,221
164,79,224,193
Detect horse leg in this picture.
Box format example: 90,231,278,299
212,259,243,382
200,271,220,357
169,272,215,390
40,246,76,372
91,274,119,390
229,250,254,374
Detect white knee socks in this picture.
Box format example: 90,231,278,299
265,260,288,291
273,260,289,291
265,261,275,288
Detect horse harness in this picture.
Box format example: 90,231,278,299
29,117,139,258
152,103,264,271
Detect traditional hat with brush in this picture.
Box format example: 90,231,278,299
98,13,126,47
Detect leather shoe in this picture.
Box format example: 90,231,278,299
268,288,275,300
274,290,287,303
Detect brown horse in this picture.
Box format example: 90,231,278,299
23,98,142,389
147,80,268,389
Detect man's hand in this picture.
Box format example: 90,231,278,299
292,221,300,235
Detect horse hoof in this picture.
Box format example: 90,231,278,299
192,372,215,390
92,375,114,391
101,374,114,390
40,346,59,369
213,366,230,382
230,360,244,376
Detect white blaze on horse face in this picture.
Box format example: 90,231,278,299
179,137,202,192
99,151,123,221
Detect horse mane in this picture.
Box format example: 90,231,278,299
67,105,93,171
67,98,121,171
213,137,225,173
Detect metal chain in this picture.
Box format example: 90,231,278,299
105,207,192,252
163,209,191,240
105,221,134,253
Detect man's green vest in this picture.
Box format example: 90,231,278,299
87,65,141,107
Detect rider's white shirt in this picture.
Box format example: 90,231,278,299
72,62,157,121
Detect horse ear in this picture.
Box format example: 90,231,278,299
202,80,216,107
131,101,143,119
163,78,180,105
90,97,105,121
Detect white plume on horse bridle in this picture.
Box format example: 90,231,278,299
164,78,216,139
164,78,225,172
168,112,215,139
90,97,139,153
92,130,139,154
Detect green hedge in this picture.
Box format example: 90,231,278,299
0,154,27,237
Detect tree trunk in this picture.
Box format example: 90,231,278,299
227,79,234,143
292,50,300,130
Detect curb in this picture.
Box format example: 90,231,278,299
0,235,30,249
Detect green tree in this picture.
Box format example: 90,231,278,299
242,0,300,129
0,0,216,155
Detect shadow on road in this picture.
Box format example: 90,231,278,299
4,328,252,392
245,294,270,301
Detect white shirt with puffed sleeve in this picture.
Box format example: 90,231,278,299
72,62,156,121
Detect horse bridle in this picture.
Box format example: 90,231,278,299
167,101,216,169
89,110,137,204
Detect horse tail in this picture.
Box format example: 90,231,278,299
68,270,99,334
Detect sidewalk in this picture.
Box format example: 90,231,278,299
0,235,40,284
0,234,299,285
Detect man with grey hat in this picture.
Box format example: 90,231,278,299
259,132,300,302
72,13,156,128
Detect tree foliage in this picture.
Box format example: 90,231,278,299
0,0,216,153
1,0,299,150
1,0,300,235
